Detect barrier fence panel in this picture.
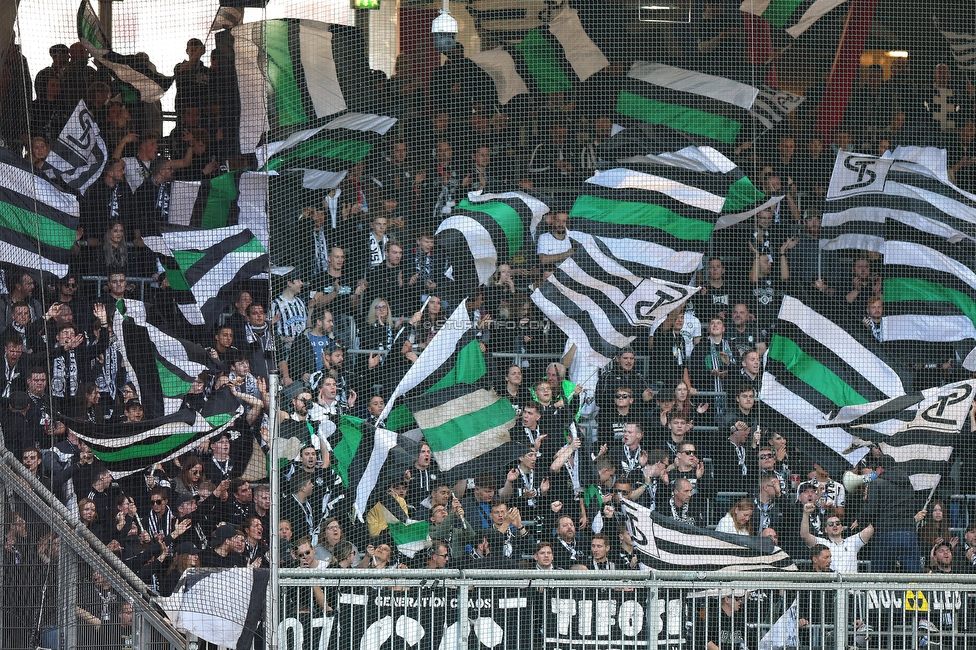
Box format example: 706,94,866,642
270,571,976,650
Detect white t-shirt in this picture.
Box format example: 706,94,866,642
814,533,866,574
537,232,572,256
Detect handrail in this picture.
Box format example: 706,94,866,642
0,448,187,648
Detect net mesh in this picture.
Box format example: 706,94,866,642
2,0,976,645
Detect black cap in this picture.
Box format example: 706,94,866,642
282,381,308,401
176,541,201,555
211,523,238,547
174,492,198,508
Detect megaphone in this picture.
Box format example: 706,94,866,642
842,470,878,492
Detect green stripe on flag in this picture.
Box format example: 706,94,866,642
884,278,976,326
265,20,307,127
205,413,233,427
456,199,524,257
389,520,429,545
386,403,417,432
616,91,742,144
428,339,487,392
334,416,365,486
515,29,571,94
422,399,516,454
78,2,107,50
93,431,199,463
570,194,713,241
200,172,240,229
265,137,373,171
768,334,868,407
722,176,766,213
0,202,77,249
165,269,190,291
233,237,267,254
173,250,206,270
155,360,192,397
763,0,808,28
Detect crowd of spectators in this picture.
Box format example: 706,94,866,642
0,15,975,642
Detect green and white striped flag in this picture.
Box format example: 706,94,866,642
388,520,430,558
114,299,218,418
615,62,803,153
759,295,909,477
740,0,847,38
469,6,608,104
0,148,80,278
256,112,397,190
435,190,549,292
162,226,269,326
234,18,348,154
66,388,242,478
355,301,517,516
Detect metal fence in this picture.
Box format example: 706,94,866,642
0,450,186,650
272,569,976,650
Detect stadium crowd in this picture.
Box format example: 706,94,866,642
1,13,976,647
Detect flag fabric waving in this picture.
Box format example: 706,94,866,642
162,226,269,327
168,172,241,230
256,112,398,190
0,148,80,278
759,295,909,477
468,6,608,105
114,299,219,418
234,19,348,154
44,100,107,196
157,568,268,650
615,63,803,153
740,0,847,38
77,1,174,103
623,498,797,571
817,148,976,369
531,232,699,366
820,149,976,254
356,300,517,516
822,380,976,490
435,190,549,291
935,18,976,71
66,388,242,478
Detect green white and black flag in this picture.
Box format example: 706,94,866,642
114,299,219,418
256,111,397,190
234,19,348,154
77,0,174,102
66,388,242,478
759,295,910,477
935,17,976,71
740,0,847,38
435,190,549,291
0,148,80,278
469,6,608,104
615,62,802,154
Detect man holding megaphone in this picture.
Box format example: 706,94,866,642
851,455,925,573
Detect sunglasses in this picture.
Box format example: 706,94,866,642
151,499,165,505
681,450,697,456
759,454,774,459
64,282,78,288
615,393,632,399
826,521,842,527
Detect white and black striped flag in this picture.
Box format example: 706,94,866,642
936,17,976,71
822,380,976,490
435,190,549,293
623,498,797,571
759,295,910,478
820,148,976,254
531,232,698,366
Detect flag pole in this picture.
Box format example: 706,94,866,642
267,372,281,650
